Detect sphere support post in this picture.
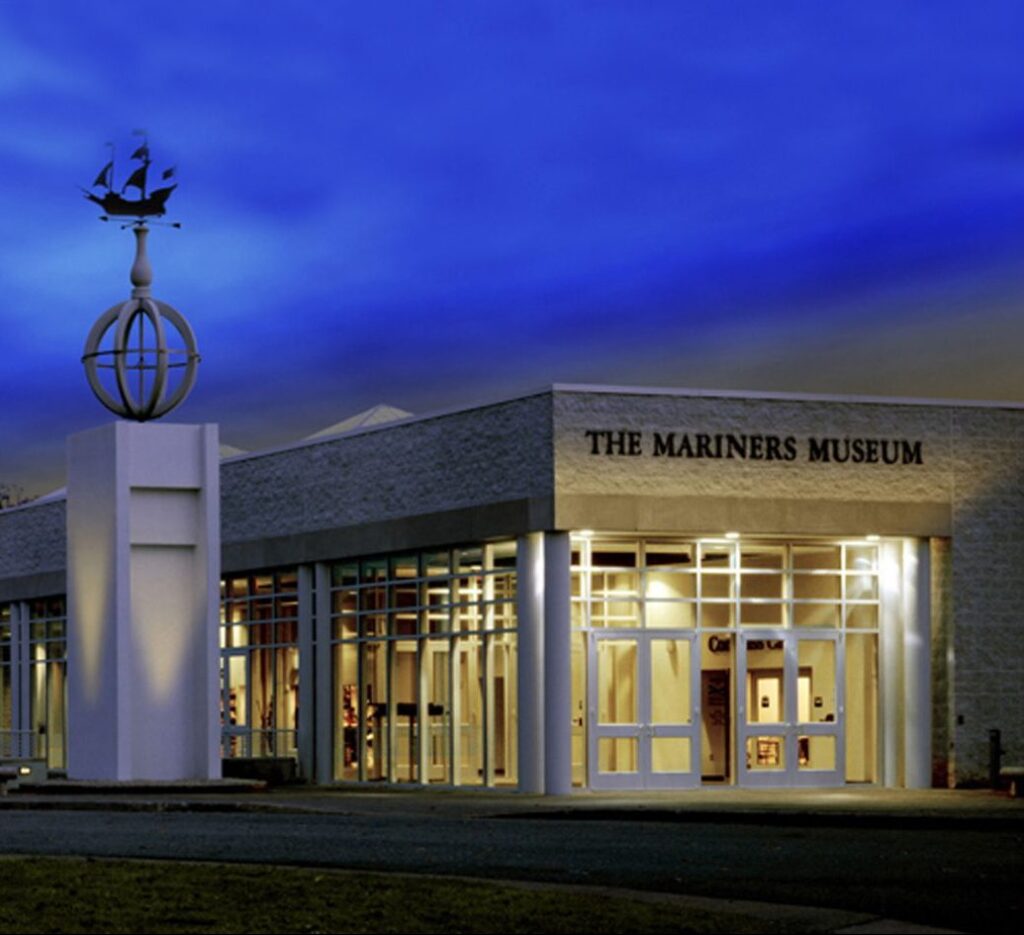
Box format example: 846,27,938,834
66,421,221,780
67,144,221,782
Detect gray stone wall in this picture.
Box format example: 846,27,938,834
0,499,66,600
930,536,953,788
948,408,1024,785
221,393,554,547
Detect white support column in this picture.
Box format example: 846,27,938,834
482,544,495,787
67,421,221,781
543,532,572,796
313,562,334,784
880,540,903,787
516,532,544,793
449,635,461,785
903,539,932,788
296,564,315,781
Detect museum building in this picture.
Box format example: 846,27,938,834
1,383,1022,792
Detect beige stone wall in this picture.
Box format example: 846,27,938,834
552,388,1024,783
552,390,953,513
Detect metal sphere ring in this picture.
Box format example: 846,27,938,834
82,296,200,421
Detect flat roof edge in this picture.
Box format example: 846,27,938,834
221,381,1024,469
222,387,555,466
549,383,1024,411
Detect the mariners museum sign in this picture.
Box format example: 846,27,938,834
584,430,924,465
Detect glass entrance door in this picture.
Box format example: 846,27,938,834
737,631,843,786
588,632,698,790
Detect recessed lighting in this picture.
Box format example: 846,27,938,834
866,534,880,542
577,529,594,537
725,531,740,539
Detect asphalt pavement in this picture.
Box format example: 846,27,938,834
2,783,1021,933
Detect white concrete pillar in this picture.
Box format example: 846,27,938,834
66,421,220,780
296,564,315,781
482,543,496,787
313,562,334,784
903,539,932,788
880,540,903,787
516,532,544,793
543,532,572,796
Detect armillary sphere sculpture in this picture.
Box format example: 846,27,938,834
81,139,199,421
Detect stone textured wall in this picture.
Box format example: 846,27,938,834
930,536,953,787
947,408,1024,785
552,390,954,503
2,387,1022,784
0,498,66,583
221,393,554,546
552,388,1024,783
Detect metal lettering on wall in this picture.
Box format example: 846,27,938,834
583,430,924,465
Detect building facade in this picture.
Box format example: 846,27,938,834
1,384,1022,791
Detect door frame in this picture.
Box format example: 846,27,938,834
587,630,700,790
736,629,844,787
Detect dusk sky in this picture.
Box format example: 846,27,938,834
2,3,1024,496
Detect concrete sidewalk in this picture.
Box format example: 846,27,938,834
4,781,1022,826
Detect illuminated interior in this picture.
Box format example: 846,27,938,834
571,536,882,788
330,542,518,786
0,598,66,766
220,571,299,759
1,534,895,791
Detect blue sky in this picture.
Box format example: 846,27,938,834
2,2,1024,494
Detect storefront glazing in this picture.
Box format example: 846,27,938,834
220,570,300,759
0,597,67,766
571,535,882,789
329,541,518,786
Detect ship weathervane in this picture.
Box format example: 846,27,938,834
80,139,199,421
82,137,178,221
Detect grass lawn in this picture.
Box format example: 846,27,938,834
0,856,817,934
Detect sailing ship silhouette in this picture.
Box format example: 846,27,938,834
83,142,176,218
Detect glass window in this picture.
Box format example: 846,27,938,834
570,534,884,790
27,597,67,768
220,570,300,761
330,541,517,788
793,546,840,570
644,542,694,567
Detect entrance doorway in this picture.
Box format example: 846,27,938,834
573,536,887,790
736,632,842,786
588,632,699,789
695,631,843,785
